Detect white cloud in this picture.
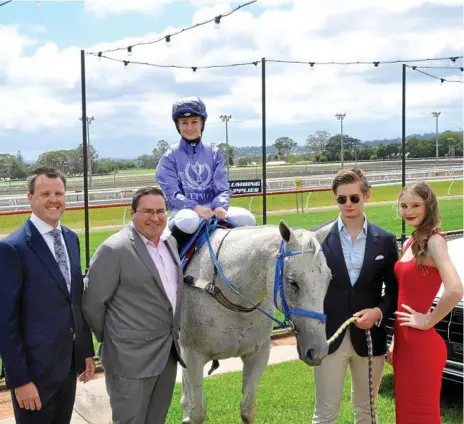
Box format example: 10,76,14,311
0,0,462,156
83,0,168,17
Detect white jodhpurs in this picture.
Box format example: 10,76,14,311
169,206,256,235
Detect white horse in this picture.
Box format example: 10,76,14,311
179,221,332,424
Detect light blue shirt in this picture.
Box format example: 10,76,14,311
337,214,368,286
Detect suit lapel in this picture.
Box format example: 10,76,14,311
325,222,351,286
24,219,70,298
127,225,168,299
354,222,380,286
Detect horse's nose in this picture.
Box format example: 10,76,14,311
306,348,316,362
305,347,324,365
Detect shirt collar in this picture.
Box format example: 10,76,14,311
130,221,168,246
180,137,203,153
337,214,368,235
30,213,62,235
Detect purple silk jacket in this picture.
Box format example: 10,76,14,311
156,138,230,211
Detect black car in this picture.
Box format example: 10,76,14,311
387,236,463,384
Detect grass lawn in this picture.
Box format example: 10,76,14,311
78,198,463,270
163,360,463,424
0,180,461,235
234,180,463,214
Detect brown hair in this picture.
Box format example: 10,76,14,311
399,182,441,271
331,168,370,194
131,187,167,211
28,166,66,194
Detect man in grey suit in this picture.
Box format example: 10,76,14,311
82,186,185,424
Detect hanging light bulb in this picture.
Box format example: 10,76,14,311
124,61,129,70
127,46,133,56
97,52,102,62
165,35,171,47
214,16,221,29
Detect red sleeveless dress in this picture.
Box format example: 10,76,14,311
393,238,447,424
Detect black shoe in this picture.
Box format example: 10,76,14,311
170,225,192,254
218,219,234,229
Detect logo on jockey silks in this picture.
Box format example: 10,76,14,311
179,161,213,191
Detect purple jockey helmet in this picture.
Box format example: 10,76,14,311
172,96,208,121
172,97,208,135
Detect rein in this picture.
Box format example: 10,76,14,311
201,217,327,328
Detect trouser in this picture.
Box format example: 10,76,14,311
105,349,178,424
11,364,77,424
312,329,385,424
169,206,256,235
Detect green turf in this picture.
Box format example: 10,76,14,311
78,198,463,270
162,360,462,424
232,179,463,214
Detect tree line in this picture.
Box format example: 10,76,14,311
240,130,462,165
0,130,461,180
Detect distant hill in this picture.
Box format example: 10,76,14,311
363,132,444,146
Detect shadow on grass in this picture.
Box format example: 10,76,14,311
442,380,463,419
378,372,394,399
378,370,463,422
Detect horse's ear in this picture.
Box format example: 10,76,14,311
278,220,292,243
314,222,332,243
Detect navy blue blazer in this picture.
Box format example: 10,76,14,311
0,219,94,392
312,220,398,357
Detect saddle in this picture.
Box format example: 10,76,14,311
179,217,261,315
179,218,234,272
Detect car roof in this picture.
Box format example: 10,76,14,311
436,236,464,304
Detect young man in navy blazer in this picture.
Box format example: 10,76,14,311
312,169,398,424
0,167,95,424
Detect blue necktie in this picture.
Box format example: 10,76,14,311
50,228,71,293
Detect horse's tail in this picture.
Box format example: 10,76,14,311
207,360,220,375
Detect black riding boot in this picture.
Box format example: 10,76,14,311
170,225,192,254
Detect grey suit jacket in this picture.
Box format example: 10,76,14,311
82,224,185,379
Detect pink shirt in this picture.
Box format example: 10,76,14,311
134,225,178,315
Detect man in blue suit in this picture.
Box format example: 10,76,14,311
0,167,95,424
311,169,398,424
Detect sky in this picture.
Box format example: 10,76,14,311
0,0,463,161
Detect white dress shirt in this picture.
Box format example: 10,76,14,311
30,213,71,282
337,214,383,324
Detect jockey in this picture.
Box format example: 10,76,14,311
156,96,256,250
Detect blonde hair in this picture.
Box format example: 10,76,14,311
399,182,441,271
331,168,370,194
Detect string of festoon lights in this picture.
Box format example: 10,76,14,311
91,52,464,84
406,65,463,84
88,0,257,57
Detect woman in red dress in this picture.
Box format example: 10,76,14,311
387,182,462,424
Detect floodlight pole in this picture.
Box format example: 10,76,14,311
335,113,346,169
